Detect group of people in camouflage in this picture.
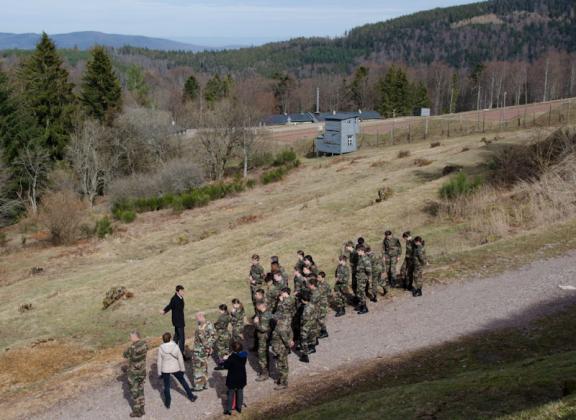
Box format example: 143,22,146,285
122,230,427,416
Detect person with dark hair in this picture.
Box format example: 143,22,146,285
249,255,265,311
214,304,232,370
298,291,315,363
295,250,306,272
334,254,350,317
317,272,332,338
161,285,187,358
383,230,402,289
157,332,197,409
266,271,284,313
411,236,428,297
355,245,371,314
275,287,295,322
222,342,248,415
304,255,319,276
253,302,273,381
230,299,245,343
401,231,415,290
271,256,289,285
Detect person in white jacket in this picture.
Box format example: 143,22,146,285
157,332,197,409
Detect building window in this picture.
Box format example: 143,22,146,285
347,135,353,146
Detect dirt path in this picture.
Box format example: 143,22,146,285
33,252,576,420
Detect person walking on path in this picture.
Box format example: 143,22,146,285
221,342,248,416
123,331,148,418
157,332,197,409
161,285,187,358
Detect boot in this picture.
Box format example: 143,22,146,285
300,354,310,363
319,328,329,339
335,308,345,317
255,371,269,381
412,288,418,297
130,412,144,418
370,295,378,303
416,288,423,297
309,345,317,354
357,304,369,315
214,363,226,371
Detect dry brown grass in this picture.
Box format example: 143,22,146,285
414,158,433,167
39,191,86,245
397,150,411,158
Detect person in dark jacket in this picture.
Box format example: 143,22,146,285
161,285,187,357
222,341,248,415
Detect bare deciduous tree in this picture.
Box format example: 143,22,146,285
14,145,51,215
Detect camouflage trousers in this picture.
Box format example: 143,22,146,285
300,326,314,354
192,352,209,391
413,266,424,290
384,258,399,287
317,305,328,331
214,331,231,362
274,348,290,386
400,260,414,289
356,275,368,305
370,269,383,297
256,331,269,374
333,282,348,311
128,374,145,415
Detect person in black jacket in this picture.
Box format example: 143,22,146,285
222,341,248,415
161,285,187,358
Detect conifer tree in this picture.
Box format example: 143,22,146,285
126,64,150,107
81,46,122,124
412,81,431,109
183,74,199,102
17,32,76,161
204,74,233,106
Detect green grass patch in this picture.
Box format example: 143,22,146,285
439,172,483,200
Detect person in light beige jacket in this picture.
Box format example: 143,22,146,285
157,332,197,409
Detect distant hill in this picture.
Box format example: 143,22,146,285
0,31,212,52
116,0,576,75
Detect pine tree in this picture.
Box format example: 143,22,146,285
18,32,76,161
348,66,369,110
411,81,431,110
0,67,15,162
81,46,122,124
204,74,233,106
126,64,150,107
376,65,412,117
183,75,199,102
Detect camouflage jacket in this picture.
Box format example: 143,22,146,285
271,318,293,353
318,282,332,307
370,252,383,271
279,265,289,287
123,339,148,376
404,240,415,261
293,273,306,295
230,307,245,329
275,295,296,321
193,321,216,355
255,309,273,334
383,236,402,258
412,244,427,269
250,263,266,286
310,288,321,314
214,312,231,333
309,264,320,276
335,264,350,286
295,259,306,273
267,281,283,309
356,255,372,278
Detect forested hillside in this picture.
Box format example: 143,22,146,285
116,0,576,76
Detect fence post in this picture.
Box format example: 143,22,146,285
424,117,429,139
447,120,450,138
523,106,527,128
548,103,552,126
408,122,412,143
482,111,486,133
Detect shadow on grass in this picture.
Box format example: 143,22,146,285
249,293,576,420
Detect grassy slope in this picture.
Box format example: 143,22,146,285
271,303,576,420
4,126,576,412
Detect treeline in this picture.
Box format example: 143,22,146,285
113,0,575,75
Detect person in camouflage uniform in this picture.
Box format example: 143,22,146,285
253,302,273,381
267,271,284,313
271,256,289,287
191,312,216,391
123,331,148,417
275,287,296,322
230,299,245,343
355,245,371,314
298,291,316,363
334,255,350,317
383,230,402,289
293,268,307,298
295,250,306,273
411,236,427,297
306,277,321,346
214,304,232,369
271,315,294,390
367,247,384,301
249,255,266,311
317,272,332,338
304,255,320,276
400,232,415,290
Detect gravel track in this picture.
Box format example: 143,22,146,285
34,252,576,420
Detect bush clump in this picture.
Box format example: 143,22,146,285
397,150,411,158
273,149,298,166
96,216,114,238
39,191,86,245
439,173,483,200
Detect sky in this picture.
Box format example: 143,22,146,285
0,0,479,46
